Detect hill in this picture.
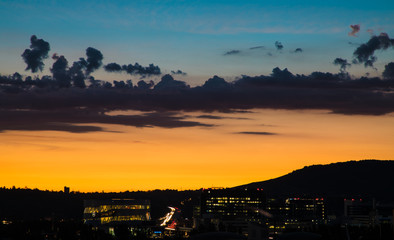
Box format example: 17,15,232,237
239,160,394,199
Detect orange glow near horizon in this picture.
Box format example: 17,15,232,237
1,109,393,192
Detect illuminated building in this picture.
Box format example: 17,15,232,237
200,188,266,223
265,197,326,238
285,197,325,222
83,199,151,227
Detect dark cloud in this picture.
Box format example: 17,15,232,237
85,47,103,74
2,35,394,127
104,62,161,76
235,131,277,135
353,32,394,68
349,24,360,37
154,74,189,91
123,63,161,75
1,67,394,117
104,62,122,72
271,67,293,79
69,60,87,88
171,70,187,76
196,115,224,120
49,47,103,88
21,35,50,73
275,41,283,50
224,50,241,55
196,115,249,120
383,62,394,79
137,80,154,89
202,75,231,90
51,54,71,88
249,46,265,50
333,58,351,73
293,48,303,53
0,109,212,133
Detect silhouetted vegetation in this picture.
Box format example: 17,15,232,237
0,188,199,221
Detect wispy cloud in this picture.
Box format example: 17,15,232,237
235,131,277,135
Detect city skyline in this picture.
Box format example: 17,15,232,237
0,0,394,192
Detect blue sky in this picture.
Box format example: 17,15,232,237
0,0,393,85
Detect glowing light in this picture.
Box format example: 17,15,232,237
160,206,176,226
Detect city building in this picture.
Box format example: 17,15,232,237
83,198,152,235
197,188,266,236
200,188,266,223
285,197,325,223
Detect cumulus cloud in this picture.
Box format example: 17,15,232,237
51,54,71,88
21,35,50,73
348,24,360,37
293,48,303,53
85,47,104,74
353,33,394,68
333,58,351,73
275,41,283,50
104,62,161,76
383,62,394,79
171,70,187,75
154,74,189,90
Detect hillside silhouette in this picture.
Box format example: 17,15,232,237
2,160,393,220
239,160,394,199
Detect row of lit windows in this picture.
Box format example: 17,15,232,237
207,203,247,207
266,207,290,210
208,197,254,200
207,209,255,213
84,204,149,213
208,200,262,204
100,215,147,224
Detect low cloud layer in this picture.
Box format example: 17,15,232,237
1,34,394,133
2,67,394,116
0,109,212,133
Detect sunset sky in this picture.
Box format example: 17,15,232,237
0,0,393,192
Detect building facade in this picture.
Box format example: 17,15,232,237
83,199,151,227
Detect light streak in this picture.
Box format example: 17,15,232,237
160,206,175,226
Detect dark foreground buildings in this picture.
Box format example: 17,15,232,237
80,190,393,239
195,188,327,239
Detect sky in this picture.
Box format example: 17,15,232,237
0,0,393,192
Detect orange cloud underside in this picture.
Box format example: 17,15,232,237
0,110,393,192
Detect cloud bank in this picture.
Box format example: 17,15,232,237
1,34,394,133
